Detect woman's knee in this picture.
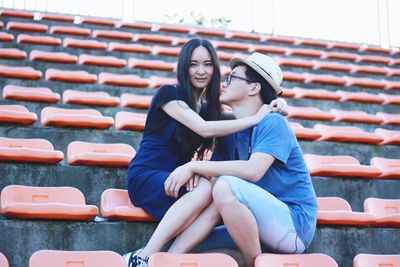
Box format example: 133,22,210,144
212,177,235,208
190,178,212,206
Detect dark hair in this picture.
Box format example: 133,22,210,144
174,38,222,160
239,63,277,104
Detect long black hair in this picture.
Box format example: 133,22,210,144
174,39,222,160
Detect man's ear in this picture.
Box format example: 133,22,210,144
248,82,262,96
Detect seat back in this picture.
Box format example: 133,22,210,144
0,252,9,267
67,141,136,157
304,154,360,169
0,137,54,150
148,252,238,267
101,188,133,212
364,198,400,216
353,253,400,267
317,197,352,212
370,157,400,171
255,253,338,267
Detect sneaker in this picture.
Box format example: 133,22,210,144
123,248,149,267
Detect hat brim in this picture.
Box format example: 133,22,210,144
230,57,282,96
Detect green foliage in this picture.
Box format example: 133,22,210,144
165,12,231,28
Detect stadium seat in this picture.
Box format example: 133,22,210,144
80,17,117,27
330,109,383,124
0,48,26,60
152,45,181,57
149,76,178,89
39,13,75,22
281,88,295,98
119,22,152,30
0,185,98,220
323,51,359,61
17,34,61,46
345,77,387,89
29,250,126,267
364,198,400,227
370,157,400,179
287,48,324,58
255,253,338,267
304,154,382,178
133,33,174,44
289,122,322,141
226,31,263,41
359,45,391,54
7,21,48,33
249,44,287,55
328,42,361,51
98,73,149,87
190,28,226,37
41,107,114,129
265,36,296,44
100,189,156,221
217,51,234,61
212,40,251,51
0,137,64,164
120,93,152,109
0,9,34,18
296,39,329,48
128,58,175,71
277,58,314,69
378,93,400,105
92,30,133,41
288,106,335,121
390,58,400,66
0,252,8,267
108,42,152,54
317,197,377,226
315,124,383,144
376,112,400,126
375,128,400,145
79,54,127,67
45,69,97,83
387,68,400,77
0,104,37,125
3,85,60,103
292,87,340,101
357,55,391,65
385,81,400,90
148,252,238,267
282,71,307,82
67,141,135,167
305,73,347,86
351,65,389,75
63,90,119,106
152,24,190,34
312,61,352,72
0,65,42,80
63,37,107,50
115,111,146,131
30,50,78,64
337,90,385,104
0,32,14,42
50,25,91,36
353,253,400,267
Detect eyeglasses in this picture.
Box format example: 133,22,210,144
224,74,255,85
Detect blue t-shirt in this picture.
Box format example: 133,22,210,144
213,113,317,247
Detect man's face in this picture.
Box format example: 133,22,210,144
220,65,253,105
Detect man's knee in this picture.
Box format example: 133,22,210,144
191,178,212,206
212,177,235,208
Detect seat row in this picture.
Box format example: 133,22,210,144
1,185,399,227
0,249,397,267
1,10,400,57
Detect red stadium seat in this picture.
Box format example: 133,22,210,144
30,50,78,64
353,253,400,267
364,198,400,227
50,25,91,36
0,104,37,125
115,111,146,131
3,85,60,103
255,253,338,267
375,128,400,145
63,90,120,107
315,124,383,144
79,54,127,68
370,157,400,179
46,69,97,83
17,34,61,46
120,93,152,109
98,73,149,87
149,252,238,267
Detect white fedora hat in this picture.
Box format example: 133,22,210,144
230,52,283,95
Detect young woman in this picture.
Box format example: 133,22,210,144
124,40,287,267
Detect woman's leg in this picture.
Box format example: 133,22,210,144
139,177,212,257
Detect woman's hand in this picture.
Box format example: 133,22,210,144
165,164,194,198
186,174,200,192
270,98,289,116
253,104,272,123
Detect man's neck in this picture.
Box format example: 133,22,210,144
231,100,263,119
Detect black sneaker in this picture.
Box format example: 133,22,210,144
123,249,149,267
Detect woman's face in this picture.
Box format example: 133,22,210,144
188,46,214,90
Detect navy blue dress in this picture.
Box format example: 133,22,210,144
127,84,195,221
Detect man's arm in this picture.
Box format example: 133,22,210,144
164,152,275,198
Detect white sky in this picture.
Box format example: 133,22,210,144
2,0,399,48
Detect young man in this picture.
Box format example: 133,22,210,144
164,53,317,267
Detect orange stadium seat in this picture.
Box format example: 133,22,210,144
288,106,335,121
39,13,75,22
149,76,177,89
7,21,48,32
0,137,64,164
345,77,387,89
50,25,91,36
376,112,400,126
287,48,324,58
330,109,383,124
120,93,152,109
312,61,353,72
370,157,400,179
17,34,61,46
353,253,400,267
92,30,133,41
152,45,181,57
67,141,135,167
255,253,338,267
305,73,347,86
277,58,314,69
3,85,60,103
327,42,361,51
337,90,385,104
315,124,383,144
282,71,307,82
387,68,400,77
29,250,126,267
364,198,400,227
0,9,34,18
351,65,389,75
63,37,107,50
390,58,400,66
0,104,37,125
108,42,152,54
212,40,251,51
375,128,400,145
0,32,14,42
296,39,329,48
119,22,152,30
385,81,400,90
115,111,146,131
41,107,114,129
190,28,226,37
359,45,391,54
30,50,78,64
0,48,26,60
304,154,382,178
149,252,238,267
249,44,287,55
289,122,322,141
46,69,97,83
133,33,174,44
0,252,8,267
281,87,295,98
79,54,127,67
323,51,359,61
265,36,296,44
0,65,42,80
98,73,149,87
100,189,156,221
62,90,120,106
128,58,175,71
217,51,234,61
0,185,98,220
378,93,400,105
152,24,190,34
317,197,377,226
226,31,263,41
80,17,117,27
357,55,391,65
292,87,340,101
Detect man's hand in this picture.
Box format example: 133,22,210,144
165,164,193,198
270,98,289,116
